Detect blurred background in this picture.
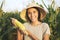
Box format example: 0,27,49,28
0,0,60,40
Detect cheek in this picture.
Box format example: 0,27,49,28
28,14,31,19
28,14,31,17
35,14,38,18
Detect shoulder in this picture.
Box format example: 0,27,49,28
42,23,49,28
41,23,50,32
23,22,31,29
23,22,30,27
23,22,29,25
42,23,50,35
42,23,49,26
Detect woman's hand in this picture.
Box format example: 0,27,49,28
11,18,39,40
18,29,39,40
11,18,18,27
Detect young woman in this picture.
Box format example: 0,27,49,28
11,2,50,40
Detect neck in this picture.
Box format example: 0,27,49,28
31,21,41,26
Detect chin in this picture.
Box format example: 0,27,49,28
31,20,36,22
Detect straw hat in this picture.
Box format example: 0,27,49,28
20,2,47,21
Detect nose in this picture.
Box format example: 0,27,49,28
31,13,34,17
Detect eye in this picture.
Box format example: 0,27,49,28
28,12,31,14
33,9,38,14
33,11,36,14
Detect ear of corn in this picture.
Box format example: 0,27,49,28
14,19,25,31
11,18,28,35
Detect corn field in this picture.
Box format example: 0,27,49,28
0,0,60,40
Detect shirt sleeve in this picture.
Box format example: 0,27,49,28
43,23,50,35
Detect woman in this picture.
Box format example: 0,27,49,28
11,2,50,40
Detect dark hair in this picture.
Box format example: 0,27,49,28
26,7,41,23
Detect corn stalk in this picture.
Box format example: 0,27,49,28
41,0,59,40
0,0,5,18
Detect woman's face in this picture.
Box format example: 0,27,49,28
27,8,38,22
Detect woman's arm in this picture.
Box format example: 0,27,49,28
11,18,39,40
43,23,50,40
17,29,39,40
26,30,39,40
17,29,23,40
43,34,50,40
19,29,39,40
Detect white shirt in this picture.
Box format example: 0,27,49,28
23,22,50,40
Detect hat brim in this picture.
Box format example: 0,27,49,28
20,7,46,21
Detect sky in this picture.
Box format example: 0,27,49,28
0,0,60,12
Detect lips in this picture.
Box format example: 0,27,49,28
31,16,37,21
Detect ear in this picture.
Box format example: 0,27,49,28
40,13,46,21
40,13,43,20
